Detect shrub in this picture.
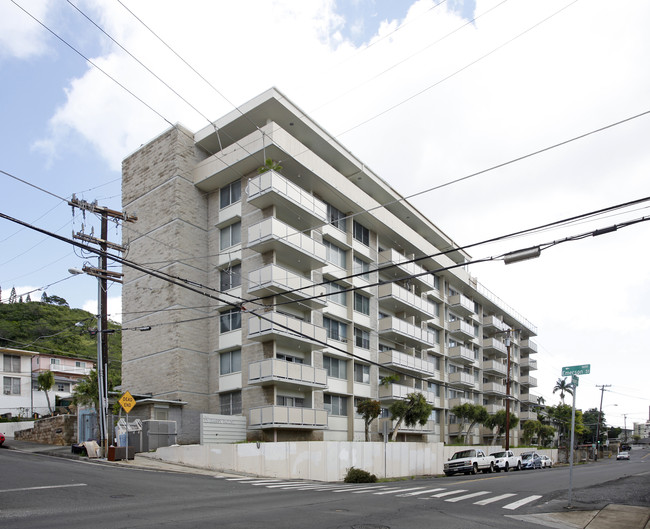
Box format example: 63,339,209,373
344,466,377,483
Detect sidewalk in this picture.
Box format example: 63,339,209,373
4,439,649,529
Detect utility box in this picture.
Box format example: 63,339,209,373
142,420,177,452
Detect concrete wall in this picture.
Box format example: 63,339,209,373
151,441,558,481
0,420,35,438
13,415,77,445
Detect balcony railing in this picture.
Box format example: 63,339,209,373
247,217,326,269
482,382,506,395
248,312,326,350
247,171,327,229
248,405,328,429
520,339,538,353
482,337,508,357
378,283,438,320
248,264,326,308
378,350,440,379
482,315,509,333
447,319,475,340
248,358,327,388
378,384,440,406
482,360,507,376
448,345,476,364
520,357,538,370
448,293,474,317
448,397,474,409
378,248,436,291
520,375,538,387
448,371,476,388
378,417,438,435
378,317,438,349
519,393,539,405
34,364,92,376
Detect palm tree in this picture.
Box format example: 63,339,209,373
553,377,573,404
37,370,55,415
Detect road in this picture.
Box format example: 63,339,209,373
1,446,647,529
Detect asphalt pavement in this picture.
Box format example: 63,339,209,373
2,438,649,529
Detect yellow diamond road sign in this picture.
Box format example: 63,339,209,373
118,391,136,414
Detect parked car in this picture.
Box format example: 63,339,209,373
490,450,522,472
616,451,630,460
521,451,542,469
443,449,494,476
0,432,4,447
540,455,553,468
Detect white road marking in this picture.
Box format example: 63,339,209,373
0,483,87,493
399,488,446,497
430,489,468,498
502,495,542,510
474,493,517,505
374,487,423,495
445,491,490,502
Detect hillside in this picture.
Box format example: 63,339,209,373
0,299,122,382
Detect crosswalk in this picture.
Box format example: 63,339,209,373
220,477,543,510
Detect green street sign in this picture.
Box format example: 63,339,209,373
572,375,579,387
562,364,590,376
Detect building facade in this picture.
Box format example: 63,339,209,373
121,88,539,444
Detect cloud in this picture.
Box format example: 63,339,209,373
0,0,53,59
82,296,121,324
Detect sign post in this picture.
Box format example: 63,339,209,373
563,366,589,508
118,391,136,460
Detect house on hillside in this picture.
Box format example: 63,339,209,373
31,353,94,414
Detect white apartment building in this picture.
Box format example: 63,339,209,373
121,88,539,444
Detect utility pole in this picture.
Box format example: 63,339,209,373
623,414,628,444
70,196,136,456
504,330,512,450
594,384,611,461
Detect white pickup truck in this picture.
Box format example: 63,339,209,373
443,449,494,476
490,450,522,472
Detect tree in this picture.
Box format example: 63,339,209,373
257,158,282,174
484,410,519,446
451,403,489,444
389,393,433,441
356,399,381,442
607,426,622,439
553,377,574,404
44,295,69,307
547,404,586,446
72,369,100,408
37,370,55,415
9,287,17,303
25,293,32,302
581,407,604,443
538,425,556,447
522,420,542,445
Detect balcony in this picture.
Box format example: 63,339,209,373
35,364,93,376
248,265,326,308
378,384,440,406
379,417,438,435
520,357,538,370
518,410,538,421
248,358,327,389
248,405,328,429
247,217,326,270
248,312,326,350
379,350,440,379
519,393,539,405
378,283,438,321
448,397,474,409
448,345,476,365
520,375,538,387
448,371,476,389
378,248,436,291
520,339,538,353
482,360,507,376
247,171,327,229
486,404,504,414
449,294,474,317
482,337,508,357
483,382,507,395
378,317,439,350
448,319,475,341
482,315,509,334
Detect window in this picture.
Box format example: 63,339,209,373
428,382,440,396
353,221,369,246
3,377,20,395
220,180,241,209
220,309,241,333
327,203,347,231
354,327,370,349
56,382,71,392
3,355,20,373
75,361,85,368
324,239,346,268
220,264,242,290
50,358,60,365
353,256,370,280
220,221,241,250
325,281,347,305
323,317,347,342
354,364,370,384
277,395,305,407
324,394,348,416
323,356,347,379
276,353,304,364
220,350,241,375
220,391,242,415
354,292,370,315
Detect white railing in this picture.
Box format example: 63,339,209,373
248,265,325,299
249,406,328,428
448,371,475,387
378,283,438,318
248,358,327,386
482,337,507,355
248,217,326,261
378,317,438,348
378,350,439,378
248,312,327,344
482,360,507,375
378,249,435,290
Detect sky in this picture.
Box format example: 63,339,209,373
1,0,648,432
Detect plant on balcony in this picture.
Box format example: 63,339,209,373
356,399,381,442
389,392,433,442
450,403,489,445
257,158,282,174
